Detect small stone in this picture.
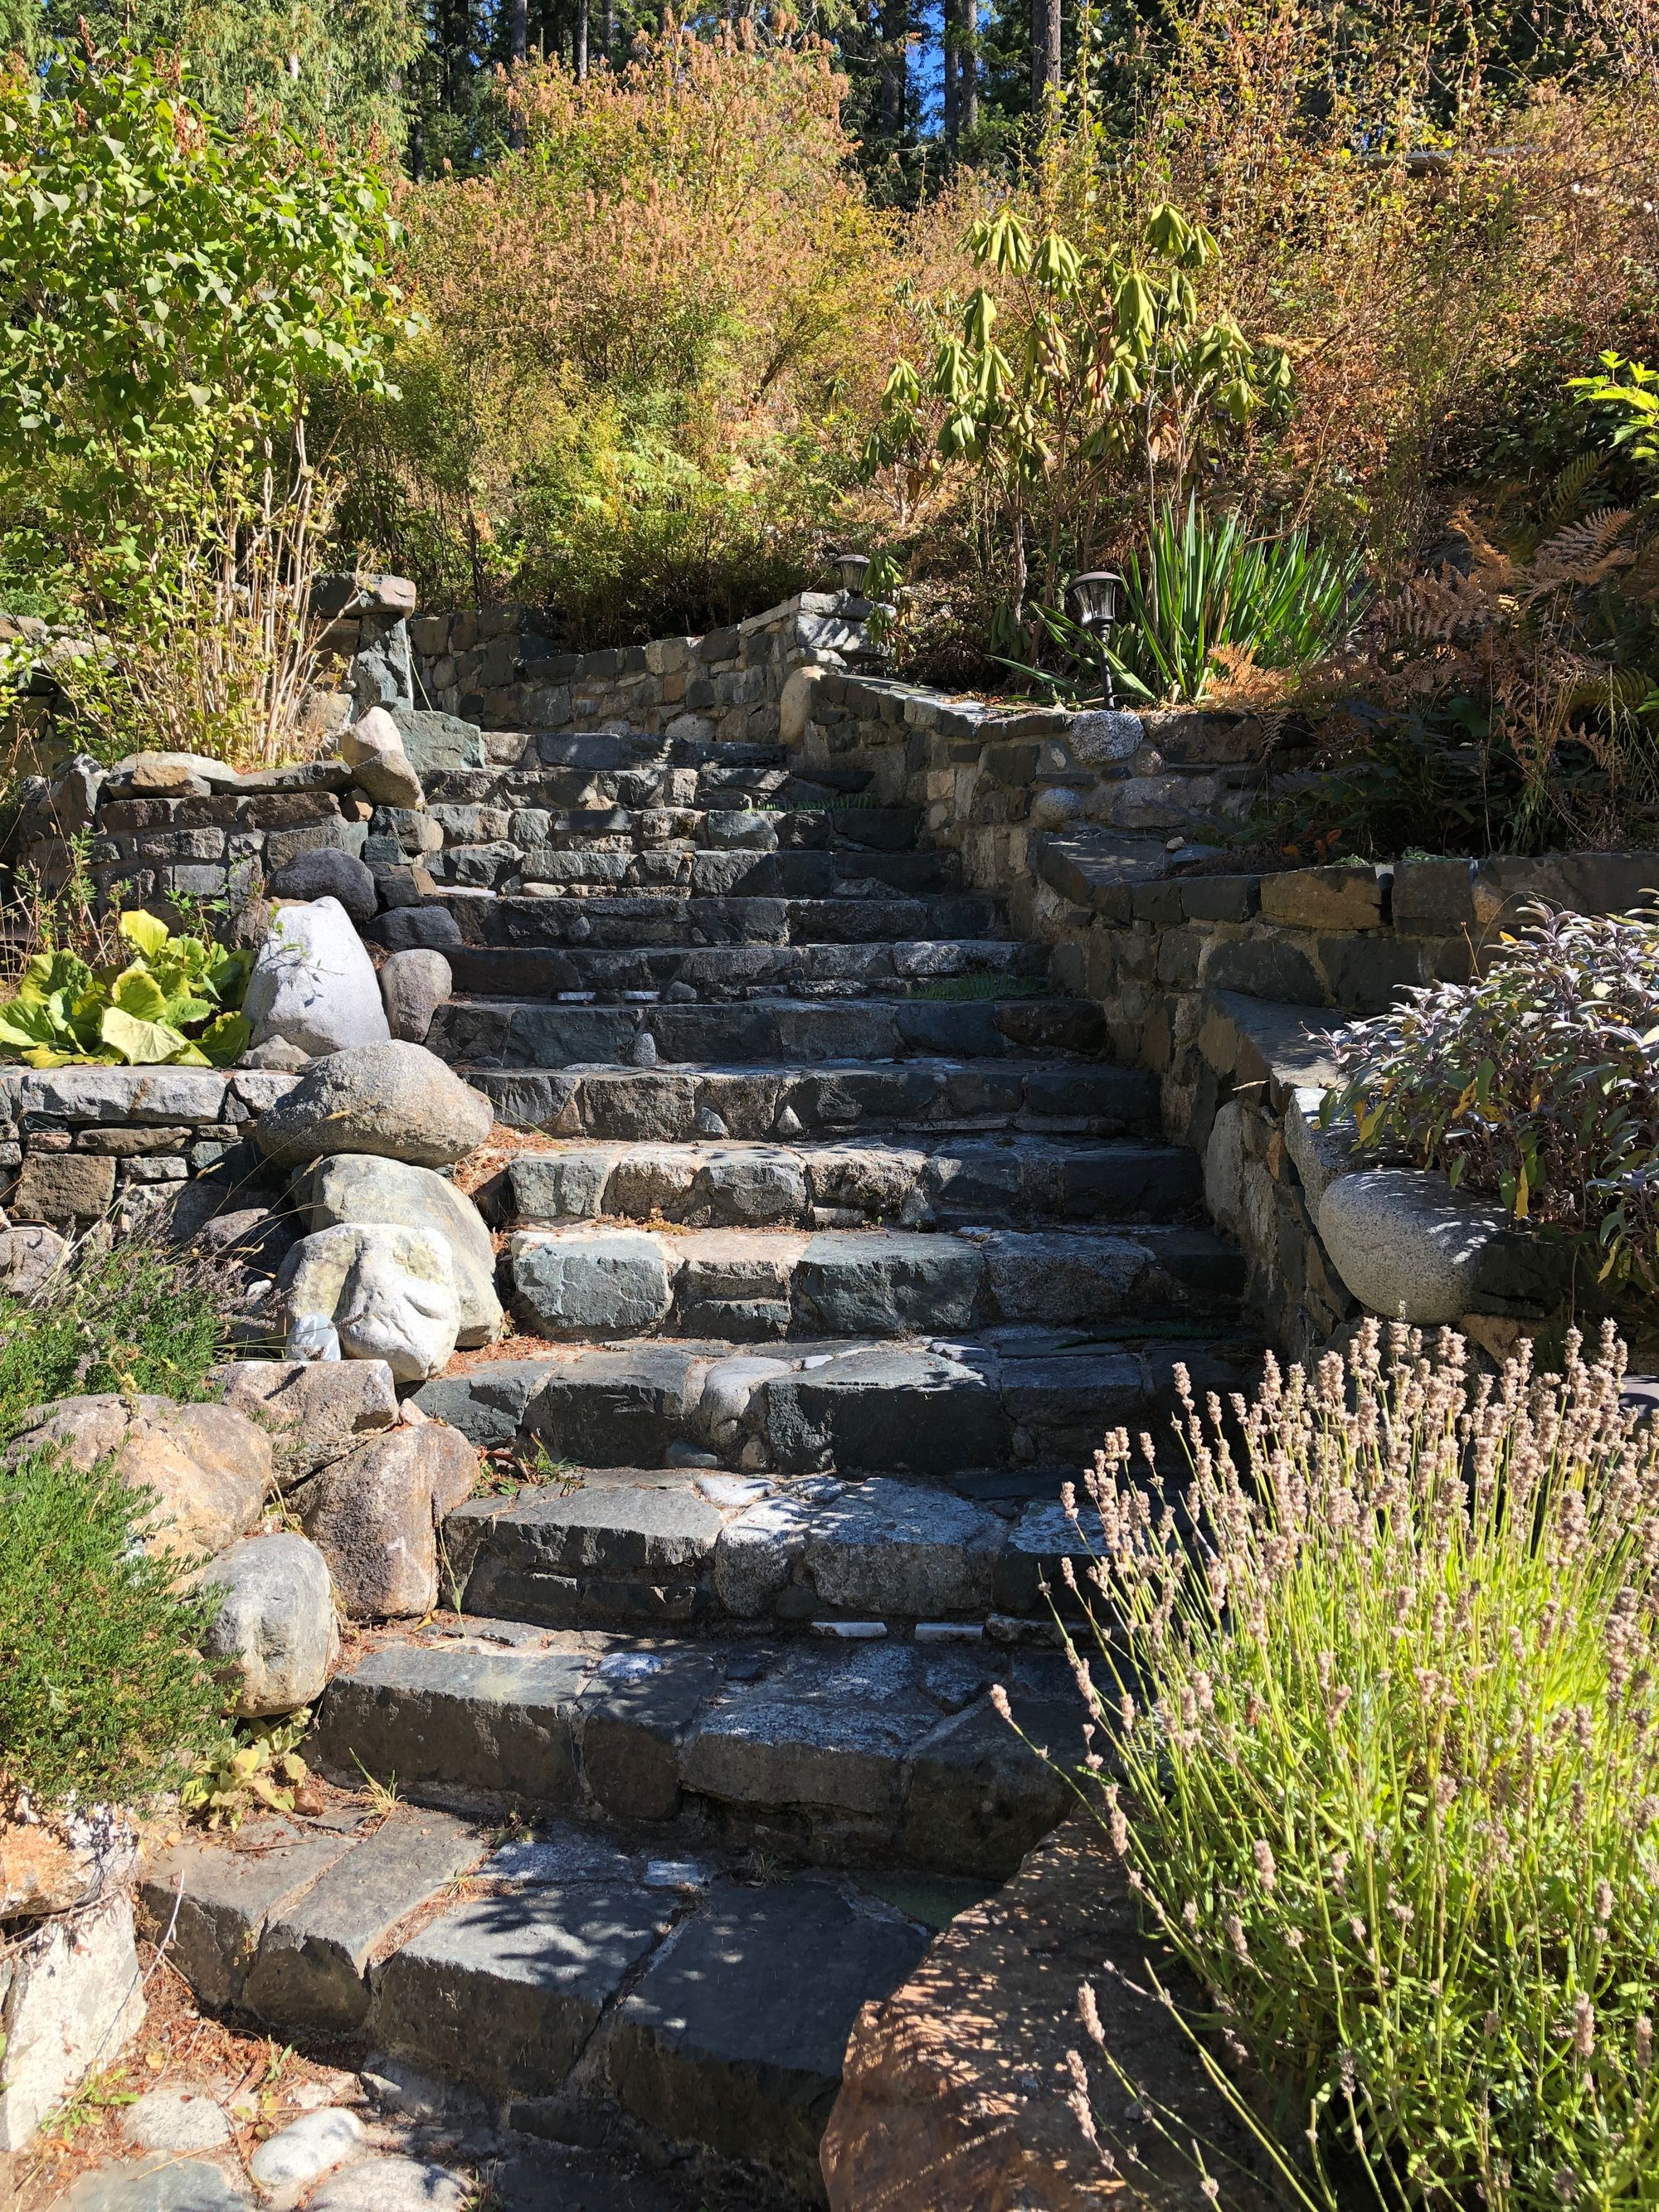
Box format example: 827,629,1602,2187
0,1222,67,1291
244,897,390,1058
269,848,377,924
377,949,452,1045
240,1037,312,1072
304,2155,469,2212
630,1031,659,1068
340,708,424,810
247,2106,363,2191
810,1620,888,1639
202,1533,338,1717
773,1105,804,1139
300,1424,479,1619
693,1107,728,1137
124,2084,233,2155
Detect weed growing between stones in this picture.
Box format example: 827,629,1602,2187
0,1448,222,1803
1043,1320,1659,2204
0,1238,228,1442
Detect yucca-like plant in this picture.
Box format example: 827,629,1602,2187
1105,498,1367,704
1039,1321,1659,2208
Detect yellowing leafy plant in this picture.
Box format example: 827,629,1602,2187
181,1710,312,1832
0,911,251,1069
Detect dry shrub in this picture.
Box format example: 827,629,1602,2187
334,30,959,638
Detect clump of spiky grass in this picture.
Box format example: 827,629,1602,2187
1050,1319,1659,2208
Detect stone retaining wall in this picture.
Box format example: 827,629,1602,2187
0,1067,294,1241
406,591,884,741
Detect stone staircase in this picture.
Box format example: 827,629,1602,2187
153,727,1265,2205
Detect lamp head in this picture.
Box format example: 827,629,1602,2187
833,551,871,595
1067,569,1123,632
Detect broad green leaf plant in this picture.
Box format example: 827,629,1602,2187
866,203,1292,617
0,911,251,1069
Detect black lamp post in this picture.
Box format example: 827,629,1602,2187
1066,569,1124,708
833,552,871,596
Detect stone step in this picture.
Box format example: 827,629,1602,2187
379,890,1007,949
419,760,817,814
304,1622,1080,1878
424,801,925,858
500,1133,1203,1231
424,842,958,899
442,936,1049,1004
469,1057,1161,1141
138,1801,956,2200
426,993,1106,1069
505,1223,1238,1344
446,1465,1109,1632
414,1331,1262,1474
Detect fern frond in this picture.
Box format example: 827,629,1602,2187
1521,508,1636,601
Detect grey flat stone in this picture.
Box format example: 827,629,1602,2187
1317,1167,1514,1325
486,1822,635,1887
311,1642,591,1802
513,1232,674,1337
574,1646,728,1822
123,2085,232,2155
480,1480,723,1578
604,1879,928,2197
67,2157,249,2211
792,1231,982,1334
410,1358,556,1446
760,1347,1007,1475
138,1819,361,2010
241,1807,484,2030
528,1346,707,1465
370,1884,669,2096
680,1645,970,1821
799,1475,1005,1616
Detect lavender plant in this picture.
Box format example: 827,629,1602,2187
1323,902,1659,1295
1048,1322,1659,2207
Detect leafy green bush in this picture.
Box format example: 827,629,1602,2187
0,910,251,1069
0,1239,227,1442
1063,1321,1659,2206
0,1446,223,1803
1324,902,1659,1293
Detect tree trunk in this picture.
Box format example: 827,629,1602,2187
880,0,907,139
600,0,615,62
510,0,528,63
1031,0,1060,114
574,0,588,76
961,0,978,133
942,0,959,146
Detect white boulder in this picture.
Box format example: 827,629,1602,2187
202,1531,339,1716
279,1222,461,1383
244,897,391,1058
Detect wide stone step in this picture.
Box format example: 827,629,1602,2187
304,1623,1079,1878
428,801,924,858
377,890,1005,949
442,936,1048,1004
138,1799,954,2200
506,1223,1238,1343
419,759,817,814
469,1056,1161,1140
426,993,1106,1069
426,843,957,898
447,1465,1111,1632
502,1133,1202,1231
413,1332,1262,1473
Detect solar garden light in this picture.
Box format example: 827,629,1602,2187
1066,569,1124,708
833,551,871,596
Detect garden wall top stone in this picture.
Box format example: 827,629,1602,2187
8,1067,231,1124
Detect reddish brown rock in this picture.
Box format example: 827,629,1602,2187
820,1818,1272,2212
7,1394,271,1562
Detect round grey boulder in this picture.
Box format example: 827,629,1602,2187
1316,1167,1511,1325
202,1532,338,1716
253,1041,494,1169
0,1223,68,1295
378,948,452,1045
270,847,378,925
